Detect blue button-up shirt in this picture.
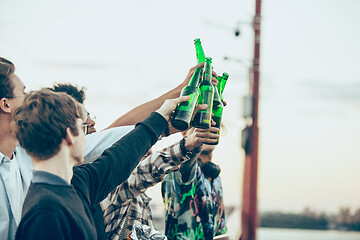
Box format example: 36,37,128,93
0,146,33,240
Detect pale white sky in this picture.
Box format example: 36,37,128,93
1,0,359,214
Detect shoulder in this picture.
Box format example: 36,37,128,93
85,126,135,144
23,184,72,214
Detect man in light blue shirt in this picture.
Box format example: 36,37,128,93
0,58,134,240
0,147,32,240
0,56,202,239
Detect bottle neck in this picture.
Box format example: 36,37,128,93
189,68,202,88
195,46,205,63
202,58,212,84
194,41,205,64
218,77,228,96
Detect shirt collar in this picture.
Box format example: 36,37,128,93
0,147,18,165
32,171,70,186
0,151,10,165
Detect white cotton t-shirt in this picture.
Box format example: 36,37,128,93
84,125,135,163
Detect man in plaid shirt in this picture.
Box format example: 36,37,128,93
101,126,220,239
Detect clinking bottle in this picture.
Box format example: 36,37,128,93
194,38,206,64
192,57,214,129
171,67,202,131
209,72,229,145
217,72,229,102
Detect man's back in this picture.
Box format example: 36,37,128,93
16,171,97,240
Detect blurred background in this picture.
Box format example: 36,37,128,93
1,0,360,239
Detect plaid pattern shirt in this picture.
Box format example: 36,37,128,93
101,140,201,240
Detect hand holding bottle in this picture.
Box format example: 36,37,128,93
179,62,205,89
156,96,190,121
185,126,220,149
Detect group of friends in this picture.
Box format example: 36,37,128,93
0,56,227,240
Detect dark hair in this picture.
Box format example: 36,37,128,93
14,89,85,160
0,57,15,99
201,161,221,179
49,83,86,104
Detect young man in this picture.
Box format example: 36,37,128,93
0,58,30,240
49,83,221,239
0,56,205,239
162,130,227,240
102,126,220,239
14,89,187,239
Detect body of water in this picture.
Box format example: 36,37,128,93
258,228,360,240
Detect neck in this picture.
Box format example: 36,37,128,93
32,145,74,184
0,116,18,159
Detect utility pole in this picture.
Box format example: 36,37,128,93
241,0,262,240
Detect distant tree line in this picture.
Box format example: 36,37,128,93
260,207,360,231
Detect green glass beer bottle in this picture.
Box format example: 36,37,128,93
217,72,229,102
193,57,214,129
212,77,222,107
171,67,202,131
194,38,206,64
208,99,224,145
208,73,229,145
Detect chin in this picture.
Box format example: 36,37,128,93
88,128,97,134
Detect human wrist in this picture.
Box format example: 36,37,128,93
180,137,203,159
180,137,192,157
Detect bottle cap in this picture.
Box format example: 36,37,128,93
194,38,201,44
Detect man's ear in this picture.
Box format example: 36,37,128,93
0,98,12,113
65,127,75,146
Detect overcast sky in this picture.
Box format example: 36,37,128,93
1,0,359,214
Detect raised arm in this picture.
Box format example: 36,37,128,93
103,63,205,130
179,126,219,182
72,96,191,206
102,125,218,207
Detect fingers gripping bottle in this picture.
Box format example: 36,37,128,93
171,67,202,131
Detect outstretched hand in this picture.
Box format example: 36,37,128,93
184,127,219,150
181,62,205,87
166,103,208,135
156,96,190,121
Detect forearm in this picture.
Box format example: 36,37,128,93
104,84,184,129
105,140,190,205
179,141,202,183
179,158,197,183
73,112,168,205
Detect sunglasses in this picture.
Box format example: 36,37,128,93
81,123,89,135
